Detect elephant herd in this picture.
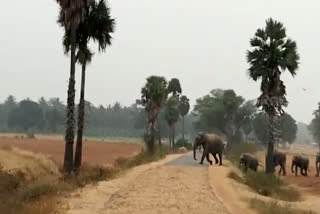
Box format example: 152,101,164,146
193,132,320,177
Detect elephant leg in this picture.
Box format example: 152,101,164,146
200,149,208,165
295,165,298,176
206,153,213,165
218,152,222,166
278,167,282,176
317,163,319,177
212,153,219,164
300,167,304,176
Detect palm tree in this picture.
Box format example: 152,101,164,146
165,96,180,149
247,18,299,173
56,0,94,173
179,95,190,142
141,76,168,153
63,0,115,171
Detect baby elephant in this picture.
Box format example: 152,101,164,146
291,155,309,176
239,153,261,172
316,152,320,177
273,151,287,176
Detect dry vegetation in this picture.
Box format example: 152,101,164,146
250,199,315,214
0,136,172,214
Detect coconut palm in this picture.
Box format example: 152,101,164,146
63,0,115,171
247,18,299,173
56,0,94,173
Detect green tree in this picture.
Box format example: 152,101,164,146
193,89,250,145
252,112,269,144
8,99,44,131
140,76,168,152
46,108,64,133
247,18,300,173
168,78,182,96
56,0,94,173
279,113,297,144
309,103,320,146
179,95,190,142
165,96,180,149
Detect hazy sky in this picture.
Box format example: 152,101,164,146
1,0,320,123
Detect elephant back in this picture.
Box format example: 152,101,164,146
204,134,224,151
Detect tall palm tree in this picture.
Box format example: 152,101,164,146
179,95,190,142
56,0,94,173
141,76,168,153
247,18,299,173
63,0,115,171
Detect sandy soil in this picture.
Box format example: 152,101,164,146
0,136,142,166
64,152,230,214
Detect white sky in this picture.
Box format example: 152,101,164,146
1,0,319,123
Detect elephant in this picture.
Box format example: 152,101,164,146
239,152,261,172
273,151,287,176
193,133,224,165
291,155,309,176
316,152,320,177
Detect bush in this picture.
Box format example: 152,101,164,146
250,198,315,214
244,171,300,201
20,179,58,202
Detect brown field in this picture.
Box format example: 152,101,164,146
0,136,143,166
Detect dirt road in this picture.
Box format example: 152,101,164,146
65,152,230,214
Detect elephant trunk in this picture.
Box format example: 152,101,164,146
193,142,197,160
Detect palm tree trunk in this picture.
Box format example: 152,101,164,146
182,116,185,145
158,120,162,148
266,114,275,173
172,125,175,149
150,121,155,153
74,62,86,172
64,23,77,174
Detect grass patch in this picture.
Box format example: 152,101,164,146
227,170,243,183
250,198,315,214
244,171,300,201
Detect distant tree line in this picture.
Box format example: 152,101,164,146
0,95,195,139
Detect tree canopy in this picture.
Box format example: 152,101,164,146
8,99,44,131
193,89,256,143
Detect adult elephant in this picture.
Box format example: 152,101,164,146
193,133,224,165
316,152,320,177
291,155,309,176
273,151,287,176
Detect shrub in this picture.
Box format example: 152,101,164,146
20,179,58,202
250,198,315,214
227,170,243,183
244,171,300,201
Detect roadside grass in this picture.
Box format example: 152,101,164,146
227,142,300,202
250,198,315,214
